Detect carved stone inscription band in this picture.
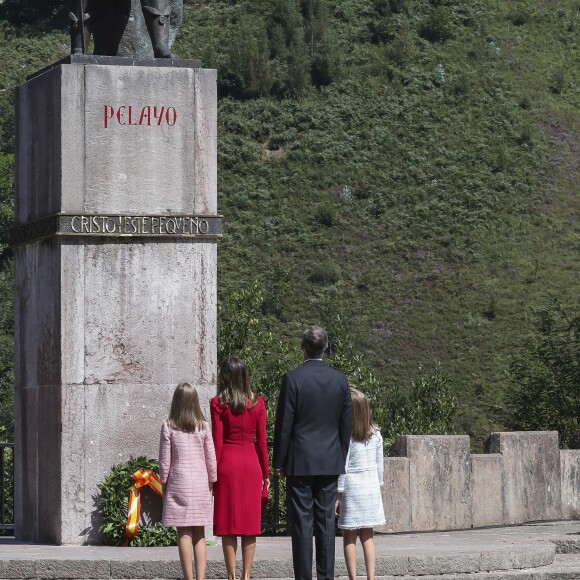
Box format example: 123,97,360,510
10,214,222,247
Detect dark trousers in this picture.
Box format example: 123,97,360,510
286,475,338,580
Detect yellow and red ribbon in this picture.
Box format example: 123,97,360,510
124,468,163,544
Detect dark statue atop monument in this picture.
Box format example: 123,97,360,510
69,0,183,59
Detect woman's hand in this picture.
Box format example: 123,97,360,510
263,478,270,491
335,498,340,517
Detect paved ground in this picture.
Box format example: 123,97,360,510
0,520,579,579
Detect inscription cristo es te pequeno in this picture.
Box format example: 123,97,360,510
9,214,222,247
71,215,210,235
104,105,177,128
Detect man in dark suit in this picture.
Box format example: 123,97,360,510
274,326,352,580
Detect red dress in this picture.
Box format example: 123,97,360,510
210,395,269,536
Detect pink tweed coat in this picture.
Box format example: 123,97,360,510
158,420,218,527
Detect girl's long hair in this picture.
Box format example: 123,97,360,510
350,388,375,441
168,382,206,432
218,356,256,414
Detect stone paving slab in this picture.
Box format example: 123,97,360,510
552,537,580,555
0,521,578,579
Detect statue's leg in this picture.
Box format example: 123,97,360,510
90,0,131,56
141,0,178,58
69,0,90,54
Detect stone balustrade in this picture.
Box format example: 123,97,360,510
377,432,580,533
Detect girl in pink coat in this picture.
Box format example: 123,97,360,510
159,382,217,580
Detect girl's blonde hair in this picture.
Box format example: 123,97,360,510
350,388,375,441
168,382,206,432
218,356,256,414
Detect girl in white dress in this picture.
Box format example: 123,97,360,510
336,389,386,580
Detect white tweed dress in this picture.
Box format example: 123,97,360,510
337,430,386,530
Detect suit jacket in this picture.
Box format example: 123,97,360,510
273,359,352,476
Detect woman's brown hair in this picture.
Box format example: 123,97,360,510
350,388,375,442
218,356,256,414
168,382,206,432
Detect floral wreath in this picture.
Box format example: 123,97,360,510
97,456,177,546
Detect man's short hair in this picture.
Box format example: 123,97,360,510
301,326,328,358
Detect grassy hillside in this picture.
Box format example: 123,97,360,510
0,0,578,448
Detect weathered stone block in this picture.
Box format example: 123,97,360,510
560,450,580,520
35,559,110,579
479,550,514,572
407,553,480,576
391,435,472,531
17,63,217,220
376,457,411,533
509,545,555,569
471,453,506,527
110,559,182,578
375,555,409,576
486,431,562,524
0,559,36,579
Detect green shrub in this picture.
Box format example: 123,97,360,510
311,29,344,87
507,7,530,27
315,202,336,226
452,70,469,96
220,19,272,99
420,6,454,43
269,0,304,53
381,366,458,449
549,67,568,95
0,262,14,440
519,95,531,109
506,298,580,446
283,41,311,95
390,20,415,65
0,430,13,533
302,0,330,52
310,259,341,285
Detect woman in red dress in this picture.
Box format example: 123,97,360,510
211,356,270,580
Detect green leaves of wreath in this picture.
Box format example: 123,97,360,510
98,456,177,546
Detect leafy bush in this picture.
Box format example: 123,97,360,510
310,259,342,285
507,6,530,27
381,366,458,448
302,0,330,51
0,430,13,535
0,263,14,439
326,319,458,451
390,20,416,65
311,29,344,87
420,6,455,43
0,154,14,252
220,19,272,99
217,282,296,426
549,67,569,95
506,298,580,445
315,202,336,226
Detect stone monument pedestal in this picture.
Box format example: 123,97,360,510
12,58,218,544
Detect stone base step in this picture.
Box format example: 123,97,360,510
0,544,558,579
3,556,580,580
2,522,580,579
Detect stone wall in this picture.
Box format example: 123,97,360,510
377,432,580,534
561,450,580,520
